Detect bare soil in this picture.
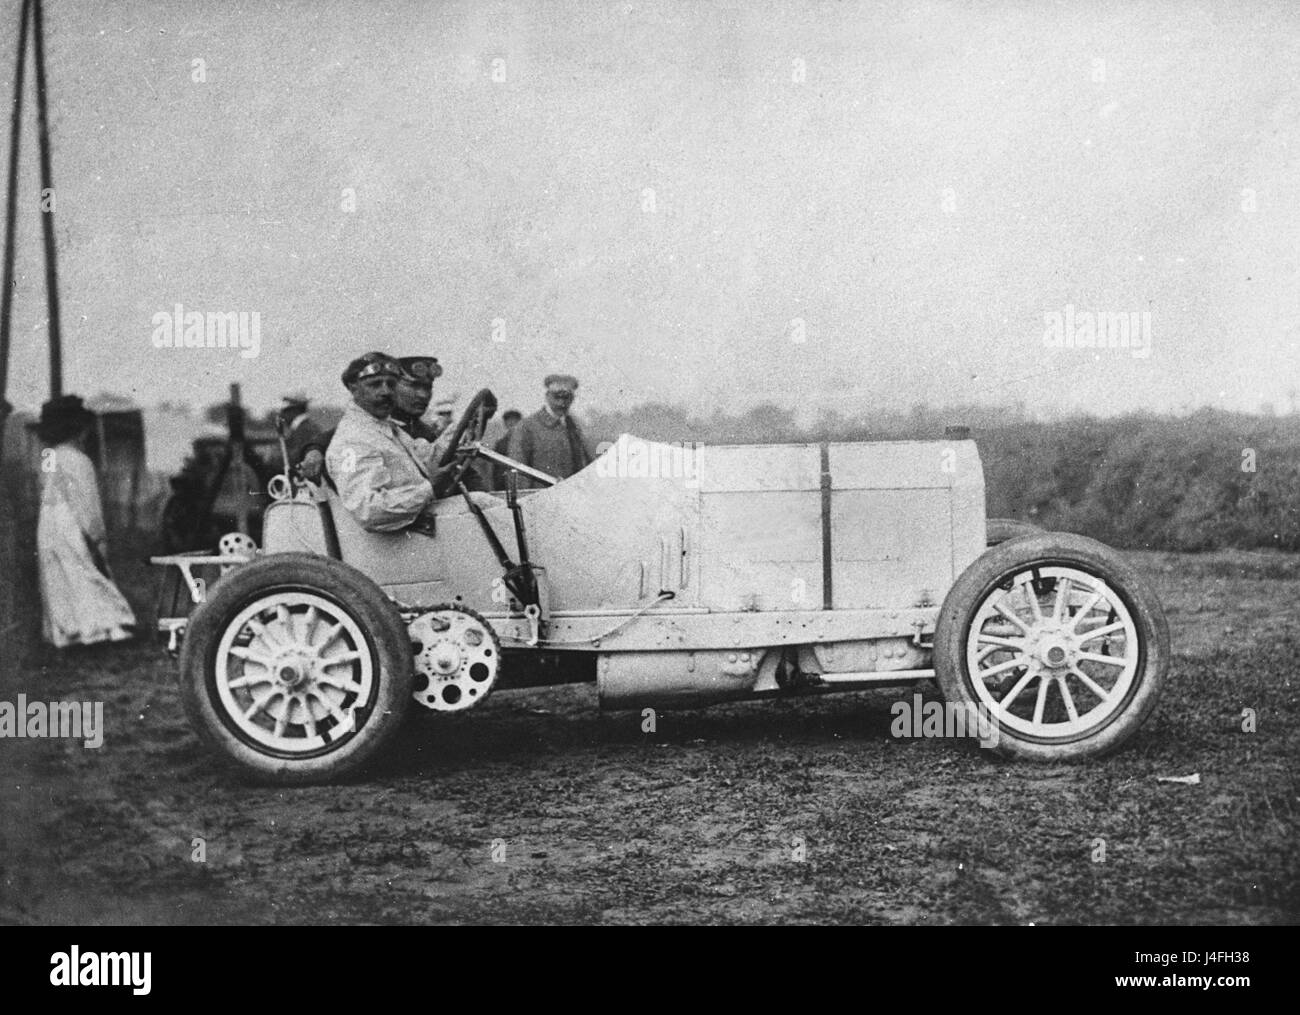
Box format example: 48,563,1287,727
1,549,1296,924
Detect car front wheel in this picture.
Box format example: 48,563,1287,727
933,532,1168,761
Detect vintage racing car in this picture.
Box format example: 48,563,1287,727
152,393,1169,784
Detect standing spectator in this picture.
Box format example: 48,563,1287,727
280,391,329,482
35,395,137,647
431,395,456,437
491,409,523,489
506,375,595,488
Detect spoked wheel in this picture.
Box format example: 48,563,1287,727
213,591,373,753
934,532,1168,761
180,553,414,784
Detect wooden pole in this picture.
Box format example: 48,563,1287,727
0,0,33,450
30,0,60,398
228,382,249,534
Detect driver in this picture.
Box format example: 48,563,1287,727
326,352,497,534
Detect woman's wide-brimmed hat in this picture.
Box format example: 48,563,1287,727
37,394,95,444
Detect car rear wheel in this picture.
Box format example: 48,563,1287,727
934,532,1168,761
179,552,414,784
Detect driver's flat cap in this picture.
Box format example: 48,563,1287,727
543,373,579,391
342,352,401,386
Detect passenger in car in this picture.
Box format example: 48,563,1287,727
392,356,443,442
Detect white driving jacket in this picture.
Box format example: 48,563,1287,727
326,403,437,532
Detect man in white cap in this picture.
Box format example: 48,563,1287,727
431,395,456,438
506,373,595,488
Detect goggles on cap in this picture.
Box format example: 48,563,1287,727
402,360,442,381
354,358,402,381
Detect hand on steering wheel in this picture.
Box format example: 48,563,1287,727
436,388,498,468
434,388,499,496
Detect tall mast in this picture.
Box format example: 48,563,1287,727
31,0,61,398
0,0,33,436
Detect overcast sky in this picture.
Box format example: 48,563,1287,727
1,0,1297,422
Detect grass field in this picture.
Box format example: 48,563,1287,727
1,549,1296,924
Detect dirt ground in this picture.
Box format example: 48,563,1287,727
1,547,1297,925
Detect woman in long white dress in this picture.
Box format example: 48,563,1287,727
36,395,137,647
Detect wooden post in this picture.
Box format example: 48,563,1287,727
0,0,33,459
228,383,250,534
31,0,61,398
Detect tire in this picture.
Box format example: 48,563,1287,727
986,517,1043,546
178,552,414,784
933,532,1168,762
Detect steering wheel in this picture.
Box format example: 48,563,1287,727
436,388,498,468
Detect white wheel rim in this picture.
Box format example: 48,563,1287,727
214,591,375,755
410,609,499,712
964,565,1140,740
